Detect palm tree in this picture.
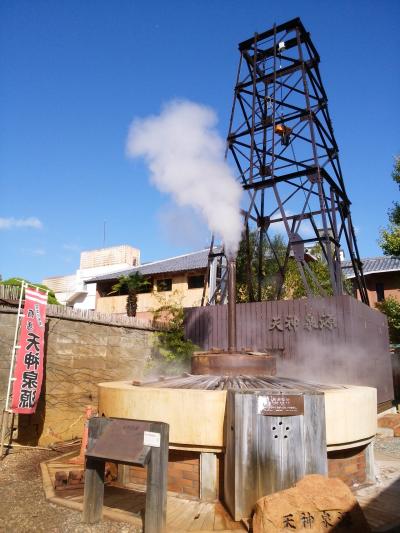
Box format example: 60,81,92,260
110,272,150,317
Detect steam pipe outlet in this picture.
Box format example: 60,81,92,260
227,258,237,352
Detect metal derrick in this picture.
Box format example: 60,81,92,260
204,17,369,306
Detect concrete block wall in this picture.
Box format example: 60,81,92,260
0,313,16,406
0,309,158,446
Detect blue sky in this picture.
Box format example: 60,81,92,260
1,0,399,283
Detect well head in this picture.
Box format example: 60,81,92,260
191,350,276,376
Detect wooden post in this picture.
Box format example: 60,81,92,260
144,422,169,533
200,452,218,502
365,441,376,483
117,464,130,485
0,410,10,457
83,458,105,524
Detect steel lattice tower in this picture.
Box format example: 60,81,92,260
204,18,369,306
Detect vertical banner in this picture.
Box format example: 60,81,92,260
11,287,48,414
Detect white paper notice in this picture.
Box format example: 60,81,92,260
257,396,269,414
143,431,161,448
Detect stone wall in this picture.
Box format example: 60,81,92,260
0,308,158,446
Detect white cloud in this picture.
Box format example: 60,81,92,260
126,99,243,257
0,217,43,230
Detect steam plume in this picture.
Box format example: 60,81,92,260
126,100,243,256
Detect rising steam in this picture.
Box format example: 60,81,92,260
126,100,243,256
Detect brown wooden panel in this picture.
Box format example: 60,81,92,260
184,295,393,404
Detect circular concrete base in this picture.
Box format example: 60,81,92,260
98,380,377,451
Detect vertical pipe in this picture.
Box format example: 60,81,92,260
227,258,237,352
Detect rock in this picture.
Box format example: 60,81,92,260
378,414,400,437
252,474,371,532
378,414,400,430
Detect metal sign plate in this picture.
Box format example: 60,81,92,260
257,394,304,416
86,419,151,466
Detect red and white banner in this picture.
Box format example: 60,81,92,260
11,287,48,414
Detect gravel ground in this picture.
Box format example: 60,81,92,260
374,435,400,459
2,438,400,532
0,448,142,533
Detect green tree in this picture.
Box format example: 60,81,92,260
236,230,334,301
236,230,284,301
380,156,400,256
376,297,400,344
0,278,60,305
110,272,150,317
284,251,333,299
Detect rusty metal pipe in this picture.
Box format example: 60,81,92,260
227,258,237,352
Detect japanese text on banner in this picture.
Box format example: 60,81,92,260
11,287,48,414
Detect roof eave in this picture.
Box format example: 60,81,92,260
343,267,400,279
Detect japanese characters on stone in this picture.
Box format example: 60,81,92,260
282,510,352,529
268,312,337,333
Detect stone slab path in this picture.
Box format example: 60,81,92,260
355,443,400,532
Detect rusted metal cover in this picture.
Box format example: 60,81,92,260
257,394,304,416
86,418,151,466
191,352,276,376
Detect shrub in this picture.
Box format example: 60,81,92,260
0,278,60,305
153,302,197,362
376,297,400,344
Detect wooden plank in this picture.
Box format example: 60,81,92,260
144,421,169,533
199,506,216,531
224,391,259,521
215,502,244,530
223,390,236,519
185,502,211,531
213,504,229,531
167,500,200,530
237,303,243,351
167,499,186,525
82,458,105,523
220,305,227,350
200,453,218,502
303,392,327,475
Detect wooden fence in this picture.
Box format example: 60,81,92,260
184,295,394,404
0,285,166,331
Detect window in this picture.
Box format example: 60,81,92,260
188,275,205,289
156,278,172,292
138,278,153,293
376,283,385,302
98,281,120,297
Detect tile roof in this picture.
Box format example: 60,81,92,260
341,256,400,278
88,248,211,282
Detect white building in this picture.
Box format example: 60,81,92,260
43,245,140,309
